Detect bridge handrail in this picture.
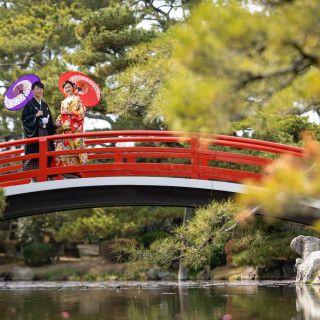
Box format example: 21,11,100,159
0,130,304,151
0,130,305,187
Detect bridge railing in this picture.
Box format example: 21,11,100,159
0,130,304,187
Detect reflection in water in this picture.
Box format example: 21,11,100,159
294,285,320,320
0,281,315,319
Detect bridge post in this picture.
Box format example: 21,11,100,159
38,137,48,182
200,140,209,167
190,134,200,179
114,150,123,163
178,207,194,281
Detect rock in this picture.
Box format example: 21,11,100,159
161,273,176,281
11,266,34,281
295,251,320,283
158,271,170,279
290,235,320,260
76,244,99,257
312,270,320,284
146,268,170,280
196,265,211,280
240,266,256,280
147,268,160,280
291,235,320,283
256,263,296,280
257,266,282,280
281,263,296,279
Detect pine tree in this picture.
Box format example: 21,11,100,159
0,0,90,139
153,0,320,133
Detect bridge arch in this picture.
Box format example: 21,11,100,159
3,177,242,220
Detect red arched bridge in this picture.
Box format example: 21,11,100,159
0,130,314,223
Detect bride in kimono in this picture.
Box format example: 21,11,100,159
54,80,88,177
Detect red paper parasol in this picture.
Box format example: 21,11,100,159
59,71,101,107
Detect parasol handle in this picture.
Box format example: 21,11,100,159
18,89,31,101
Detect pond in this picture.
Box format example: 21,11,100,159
0,280,318,320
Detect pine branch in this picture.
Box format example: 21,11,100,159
85,112,116,125
159,206,259,266
0,132,21,141
291,41,320,65
0,52,31,68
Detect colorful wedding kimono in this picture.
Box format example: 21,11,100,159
54,95,88,166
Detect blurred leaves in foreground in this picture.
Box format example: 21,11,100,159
238,134,320,228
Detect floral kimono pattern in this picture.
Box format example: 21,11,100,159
54,95,88,166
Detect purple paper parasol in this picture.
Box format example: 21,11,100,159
4,75,40,111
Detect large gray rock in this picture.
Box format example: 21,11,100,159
290,235,320,260
295,252,320,283
11,266,34,281
291,235,320,283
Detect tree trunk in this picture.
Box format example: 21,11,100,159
178,207,194,281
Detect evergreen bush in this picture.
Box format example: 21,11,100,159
23,242,57,267
139,231,170,248
101,238,138,263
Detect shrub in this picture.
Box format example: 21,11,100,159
101,238,138,263
209,240,227,268
231,230,301,268
139,231,170,248
23,242,57,267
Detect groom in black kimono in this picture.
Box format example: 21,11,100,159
22,81,56,182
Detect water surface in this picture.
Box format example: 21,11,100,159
0,280,318,320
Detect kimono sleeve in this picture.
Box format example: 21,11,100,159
22,103,37,138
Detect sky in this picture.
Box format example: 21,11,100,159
84,117,110,131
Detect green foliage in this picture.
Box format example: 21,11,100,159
139,231,170,248
231,228,316,268
15,213,66,246
228,216,320,267
72,5,156,72
0,188,6,217
208,239,227,269
101,238,138,263
23,242,57,267
154,0,320,134
110,0,201,32
54,206,183,242
0,1,89,139
46,267,80,281
54,211,123,243
233,113,320,145
105,34,173,123
112,200,238,276
0,230,8,242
